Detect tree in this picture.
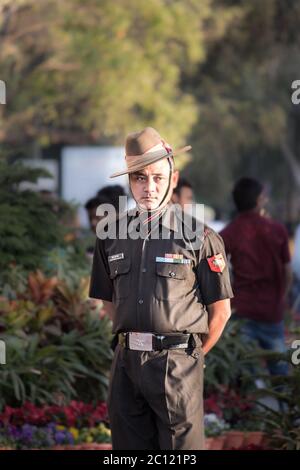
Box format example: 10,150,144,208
0,157,73,271
0,0,214,160
185,0,300,220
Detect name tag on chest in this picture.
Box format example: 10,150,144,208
108,253,124,262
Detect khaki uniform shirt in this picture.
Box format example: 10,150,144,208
89,204,233,335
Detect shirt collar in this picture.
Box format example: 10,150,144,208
126,203,181,234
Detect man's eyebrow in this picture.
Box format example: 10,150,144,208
132,171,166,176
132,171,147,176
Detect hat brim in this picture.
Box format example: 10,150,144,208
110,145,191,178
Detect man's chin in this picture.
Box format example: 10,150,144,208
139,200,159,211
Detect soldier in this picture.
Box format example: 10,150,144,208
89,127,233,450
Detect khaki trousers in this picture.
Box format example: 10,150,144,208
107,333,205,450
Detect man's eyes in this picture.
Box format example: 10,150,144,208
135,175,165,182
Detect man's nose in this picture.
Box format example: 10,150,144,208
144,176,156,193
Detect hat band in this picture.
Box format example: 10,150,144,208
125,141,172,173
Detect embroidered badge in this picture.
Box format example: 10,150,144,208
207,253,225,273
108,253,124,262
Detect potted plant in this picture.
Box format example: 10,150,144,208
204,413,229,450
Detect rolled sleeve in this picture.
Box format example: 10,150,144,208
89,238,113,301
197,228,234,306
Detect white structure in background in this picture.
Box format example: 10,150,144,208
202,205,226,233
61,146,128,228
19,159,59,192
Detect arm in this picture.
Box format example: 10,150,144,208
284,262,293,299
89,238,114,317
102,300,116,322
197,228,234,355
201,298,231,355
280,225,292,299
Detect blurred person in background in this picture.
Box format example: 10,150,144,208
85,185,127,255
85,186,127,319
220,177,293,376
97,184,126,211
85,185,127,234
171,177,194,209
85,195,109,235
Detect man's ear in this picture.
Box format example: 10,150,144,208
257,192,266,210
172,170,179,188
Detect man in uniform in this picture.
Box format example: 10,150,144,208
89,127,233,450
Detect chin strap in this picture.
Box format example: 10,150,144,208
131,157,174,229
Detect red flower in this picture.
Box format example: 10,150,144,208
0,401,108,427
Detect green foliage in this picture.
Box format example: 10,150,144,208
0,270,113,409
184,0,300,217
1,1,300,217
0,316,112,409
204,320,266,395
0,0,213,155
0,158,73,272
250,351,300,450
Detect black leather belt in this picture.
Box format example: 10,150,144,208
118,332,195,351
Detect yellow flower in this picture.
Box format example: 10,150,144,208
86,436,93,443
69,427,79,439
56,425,65,431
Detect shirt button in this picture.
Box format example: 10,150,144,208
142,268,147,273
169,271,175,278
138,299,144,304
114,269,118,275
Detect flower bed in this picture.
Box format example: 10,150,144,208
205,431,269,450
0,401,111,450
203,388,271,450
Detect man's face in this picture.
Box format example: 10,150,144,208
129,158,179,210
172,186,194,209
257,189,269,216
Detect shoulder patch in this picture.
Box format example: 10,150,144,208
207,253,225,273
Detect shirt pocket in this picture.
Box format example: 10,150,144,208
155,263,189,301
109,258,131,300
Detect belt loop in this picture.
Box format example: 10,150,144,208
188,334,197,349
155,335,165,351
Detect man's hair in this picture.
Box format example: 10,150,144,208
232,177,263,212
84,196,109,211
97,185,126,210
173,177,193,197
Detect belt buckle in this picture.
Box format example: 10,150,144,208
128,332,153,351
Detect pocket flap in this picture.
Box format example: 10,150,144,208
155,263,188,280
109,258,131,279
